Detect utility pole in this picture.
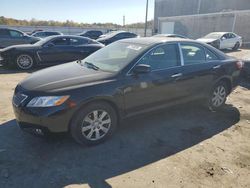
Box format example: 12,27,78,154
123,15,125,27
144,0,149,37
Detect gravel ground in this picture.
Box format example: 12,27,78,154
0,49,250,188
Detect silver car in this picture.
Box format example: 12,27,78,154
0,28,40,48
197,32,242,50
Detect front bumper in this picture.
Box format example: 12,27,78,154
207,42,220,49
0,57,11,67
13,102,76,133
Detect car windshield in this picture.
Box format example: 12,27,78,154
81,41,147,72
204,33,223,39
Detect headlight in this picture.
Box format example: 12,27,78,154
27,96,70,107
212,39,220,45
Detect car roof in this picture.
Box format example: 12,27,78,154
0,27,24,32
86,30,102,32
36,31,60,33
120,37,192,46
45,35,90,40
110,30,135,35
120,37,228,60
208,32,230,35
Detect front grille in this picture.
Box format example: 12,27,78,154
13,93,28,107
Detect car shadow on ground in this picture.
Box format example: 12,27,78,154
0,65,55,74
221,49,241,53
240,80,250,90
0,104,240,188
0,66,39,74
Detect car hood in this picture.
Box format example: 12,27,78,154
97,36,113,41
1,44,40,52
197,38,218,43
20,62,115,92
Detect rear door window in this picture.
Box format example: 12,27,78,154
51,38,69,46
229,33,236,38
138,44,180,70
69,38,88,45
181,44,206,65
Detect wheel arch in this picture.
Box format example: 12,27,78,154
216,77,232,94
15,52,37,67
68,97,122,132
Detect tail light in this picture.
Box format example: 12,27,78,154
236,61,244,70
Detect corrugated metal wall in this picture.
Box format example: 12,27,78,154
154,0,250,46
158,10,250,45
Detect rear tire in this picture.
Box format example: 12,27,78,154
207,81,228,111
16,54,34,70
70,102,118,146
233,42,240,51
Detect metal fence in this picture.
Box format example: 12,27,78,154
0,25,153,37
157,10,250,46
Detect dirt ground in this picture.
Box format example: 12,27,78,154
0,49,250,188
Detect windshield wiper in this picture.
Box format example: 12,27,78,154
79,61,100,71
85,62,100,70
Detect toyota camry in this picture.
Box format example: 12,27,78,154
12,37,242,145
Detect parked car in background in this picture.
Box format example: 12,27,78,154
0,28,40,48
32,31,63,38
96,31,138,45
0,35,104,70
153,34,188,39
27,29,44,35
197,32,242,50
98,30,118,38
79,30,103,40
12,37,242,145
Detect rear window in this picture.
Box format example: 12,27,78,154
52,38,69,45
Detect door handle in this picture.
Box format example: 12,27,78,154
213,65,221,69
171,73,183,78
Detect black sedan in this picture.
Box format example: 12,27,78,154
96,31,138,45
0,35,104,70
12,37,242,145
79,30,103,40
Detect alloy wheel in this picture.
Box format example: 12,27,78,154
81,110,111,141
16,54,33,70
211,85,227,107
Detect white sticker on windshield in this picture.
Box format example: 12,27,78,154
127,45,142,51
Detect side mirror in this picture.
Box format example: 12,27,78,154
133,64,151,74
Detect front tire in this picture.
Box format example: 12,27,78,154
70,102,118,146
233,42,240,51
16,54,34,70
208,81,228,111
